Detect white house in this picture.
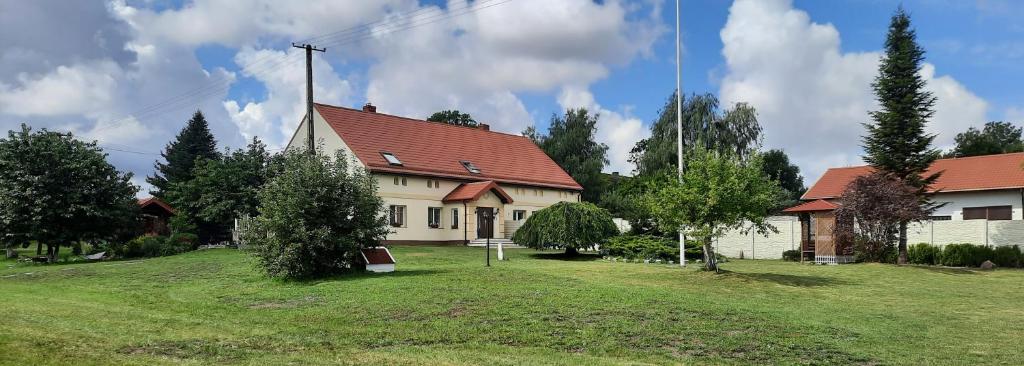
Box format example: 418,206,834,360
716,152,1024,262
285,102,583,246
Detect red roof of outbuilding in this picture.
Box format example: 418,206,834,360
361,248,395,265
443,181,513,203
314,103,582,190
783,199,838,213
137,197,174,214
803,152,1024,200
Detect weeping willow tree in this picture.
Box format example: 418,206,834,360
511,202,619,256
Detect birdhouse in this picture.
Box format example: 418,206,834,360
361,247,395,273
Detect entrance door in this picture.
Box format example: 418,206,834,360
476,207,494,239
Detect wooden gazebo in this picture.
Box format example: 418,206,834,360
782,199,853,264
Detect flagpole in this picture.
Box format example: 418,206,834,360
676,0,686,268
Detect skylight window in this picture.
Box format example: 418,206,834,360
381,152,402,166
460,160,481,174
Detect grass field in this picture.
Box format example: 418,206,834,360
1,246,1022,365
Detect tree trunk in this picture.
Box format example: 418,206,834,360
564,246,579,256
897,221,908,265
703,237,718,272
36,242,42,255
46,244,60,263
5,247,15,259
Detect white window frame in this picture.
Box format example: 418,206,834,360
513,210,526,221
428,207,442,228
451,208,459,229
389,205,406,227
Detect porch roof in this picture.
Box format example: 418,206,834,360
782,199,838,213
442,181,513,204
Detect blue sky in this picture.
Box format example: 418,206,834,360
1,0,1021,193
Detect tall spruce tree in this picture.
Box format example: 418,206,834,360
147,110,220,197
528,108,609,202
862,8,939,265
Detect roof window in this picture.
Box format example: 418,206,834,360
381,152,402,166
460,160,481,174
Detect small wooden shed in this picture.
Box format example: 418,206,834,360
361,247,396,273
138,197,175,236
783,199,854,265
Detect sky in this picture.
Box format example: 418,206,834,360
1,0,1021,196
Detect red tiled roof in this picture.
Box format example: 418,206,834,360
137,197,174,214
803,152,1024,199
783,199,838,213
315,103,583,190
361,248,395,265
442,181,513,203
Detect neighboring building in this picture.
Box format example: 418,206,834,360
717,152,1024,263
285,102,583,245
138,197,174,236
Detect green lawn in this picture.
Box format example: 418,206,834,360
1,247,1022,365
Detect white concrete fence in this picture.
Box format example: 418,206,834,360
715,216,1024,260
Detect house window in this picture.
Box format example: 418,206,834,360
513,210,526,221
393,177,399,185
451,208,459,229
964,206,1012,220
401,177,407,186
389,205,406,227
460,160,481,174
808,214,817,242
428,207,442,228
381,152,402,166
928,215,952,221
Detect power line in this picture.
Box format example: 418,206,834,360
87,0,515,138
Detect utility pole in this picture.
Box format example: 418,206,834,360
676,0,686,268
292,43,326,153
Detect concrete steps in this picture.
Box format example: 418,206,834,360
467,238,525,248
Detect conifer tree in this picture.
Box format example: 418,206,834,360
862,8,939,265
147,110,220,197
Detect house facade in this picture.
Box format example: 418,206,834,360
285,102,583,245
717,152,1024,263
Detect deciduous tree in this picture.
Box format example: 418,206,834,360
0,125,138,262
511,202,619,256
862,7,939,265
427,110,478,127
645,149,781,271
833,172,931,262
243,149,388,279
527,108,609,202
948,121,1023,157
630,92,761,177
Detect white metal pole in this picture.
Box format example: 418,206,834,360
676,0,686,268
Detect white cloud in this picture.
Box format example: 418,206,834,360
224,48,352,148
557,86,650,175
719,0,987,182
0,60,121,117
365,0,663,136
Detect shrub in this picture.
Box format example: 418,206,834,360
852,236,896,263
940,243,995,267
244,149,389,279
602,235,676,262
992,245,1022,268
512,201,620,255
908,243,940,265
782,250,800,262
110,235,195,259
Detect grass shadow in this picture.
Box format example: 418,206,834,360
911,265,978,275
526,252,603,262
287,269,449,285
724,270,848,287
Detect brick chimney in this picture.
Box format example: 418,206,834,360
478,123,490,131
362,103,376,113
